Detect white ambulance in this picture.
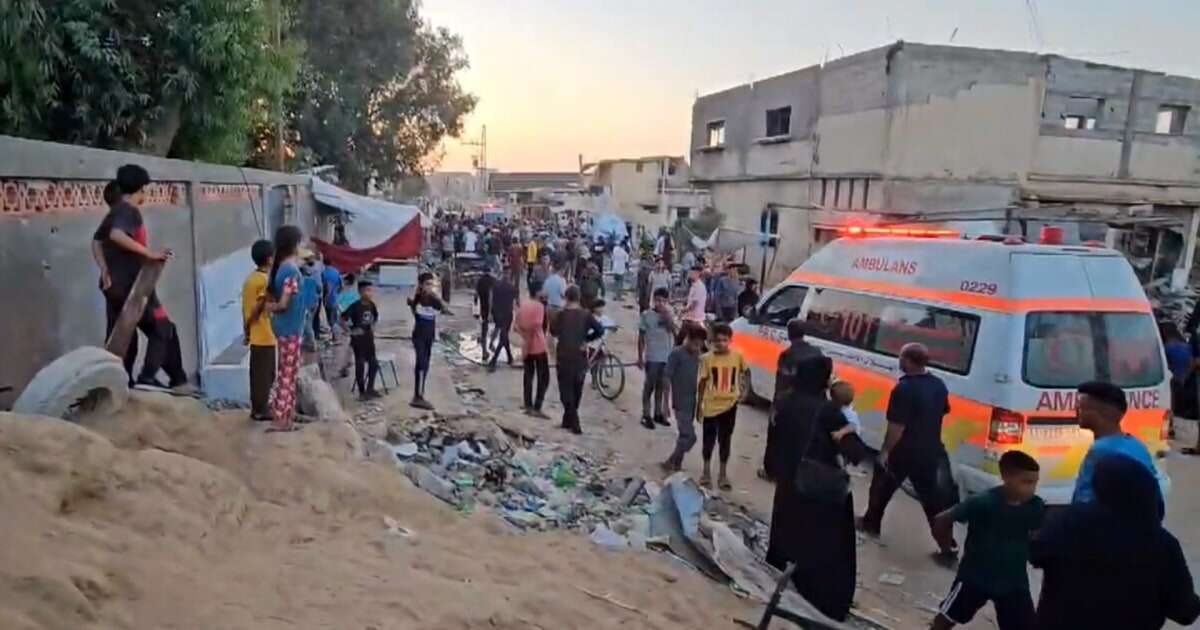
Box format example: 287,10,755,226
731,228,1172,504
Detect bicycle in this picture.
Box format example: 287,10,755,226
587,324,626,401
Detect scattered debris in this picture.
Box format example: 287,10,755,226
571,585,646,616
877,572,906,586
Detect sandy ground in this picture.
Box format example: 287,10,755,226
0,389,757,628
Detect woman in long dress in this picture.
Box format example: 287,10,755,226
766,355,868,622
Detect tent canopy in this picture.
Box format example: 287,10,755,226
311,178,426,269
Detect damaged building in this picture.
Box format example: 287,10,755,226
689,41,1200,306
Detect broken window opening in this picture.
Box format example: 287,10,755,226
706,121,726,147
667,161,677,176
765,106,792,137
635,161,644,173
1063,96,1103,131
1156,105,1189,135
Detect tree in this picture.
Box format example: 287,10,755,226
284,0,476,193
0,0,298,163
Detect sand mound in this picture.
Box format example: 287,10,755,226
0,393,754,629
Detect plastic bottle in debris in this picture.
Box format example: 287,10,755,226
552,462,577,489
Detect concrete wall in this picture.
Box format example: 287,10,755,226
0,135,319,408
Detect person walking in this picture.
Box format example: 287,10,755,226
610,240,629,301
929,451,1044,630
760,319,824,481
737,279,760,318
714,265,740,323
636,253,654,312
638,288,676,430
475,266,496,362
515,284,551,417
408,271,449,410
549,286,605,434
649,257,673,299
1071,380,1164,510
661,326,707,472
1031,455,1200,630
345,280,381,400
858,343,959,563
678,265,708,344
696,323,747,490
92,164,190,392
266,225,306,432
321,260,343,340
766,352,867,622
487,268,518,372
542,260,567,326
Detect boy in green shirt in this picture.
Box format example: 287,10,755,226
930,450,1044,630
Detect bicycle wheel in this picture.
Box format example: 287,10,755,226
594,353,625,400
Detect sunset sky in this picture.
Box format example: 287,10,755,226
423,0,1200,173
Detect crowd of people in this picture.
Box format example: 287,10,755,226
92,181,1200,629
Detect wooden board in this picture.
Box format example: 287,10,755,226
104,261,165,359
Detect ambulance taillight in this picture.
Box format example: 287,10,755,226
988,408,1026,445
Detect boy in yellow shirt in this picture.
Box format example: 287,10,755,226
697,323,748,490
242,240,277,421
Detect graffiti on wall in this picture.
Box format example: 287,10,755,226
0,179,186,216
200,184,261,203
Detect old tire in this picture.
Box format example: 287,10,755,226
12,346,130,420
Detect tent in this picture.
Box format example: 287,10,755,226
310,178,428,270
590,211,628,241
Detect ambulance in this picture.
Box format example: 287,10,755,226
731,227,1172,505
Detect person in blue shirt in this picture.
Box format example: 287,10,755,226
1072,380,1162,516
267,225,307,432
321,262,343,339
299,260,322,352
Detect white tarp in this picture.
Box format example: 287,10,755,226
311,178,430,248
688,226,773,253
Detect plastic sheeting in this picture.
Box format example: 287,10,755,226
590,212,628,241
311,178,428,248
311,178,427,268
687,226,773,254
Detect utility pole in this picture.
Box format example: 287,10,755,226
462,125,488,199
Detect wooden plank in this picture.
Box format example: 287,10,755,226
104,261,165,359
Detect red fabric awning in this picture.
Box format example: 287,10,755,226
312,220,422,271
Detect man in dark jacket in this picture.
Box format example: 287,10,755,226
549,286,605,434
486,268,518,372
1032,455,1200,629
475,266,496,362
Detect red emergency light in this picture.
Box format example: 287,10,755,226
839,225,959,238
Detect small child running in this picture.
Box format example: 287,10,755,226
696,323,747,491
930,450,1044,630
829,381,860,433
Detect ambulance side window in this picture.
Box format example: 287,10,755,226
759,286,809,327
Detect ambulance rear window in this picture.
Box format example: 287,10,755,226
1023,312,1164,388
805,289,980,374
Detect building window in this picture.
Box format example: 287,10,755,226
1063,96,1103,130
1156,105,1189,135
706,121,726,147
641,204,660,215
676,207,691,220
765,106,792,137
760,208,780,234
667,161,677,176
635,161,644,173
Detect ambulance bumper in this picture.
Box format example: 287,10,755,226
954,464,1172,507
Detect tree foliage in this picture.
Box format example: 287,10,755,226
0,0,298,163
282,0,476,193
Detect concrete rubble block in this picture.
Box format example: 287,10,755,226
297,364,347,422
404,463,458,505
12,346,129,420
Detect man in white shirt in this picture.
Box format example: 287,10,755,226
610,242,629,301
678,265,708,344
463,229,478,253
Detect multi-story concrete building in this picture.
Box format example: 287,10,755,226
690,41,1200,285
581,156,711,232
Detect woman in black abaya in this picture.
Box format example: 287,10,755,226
765,355,868,622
